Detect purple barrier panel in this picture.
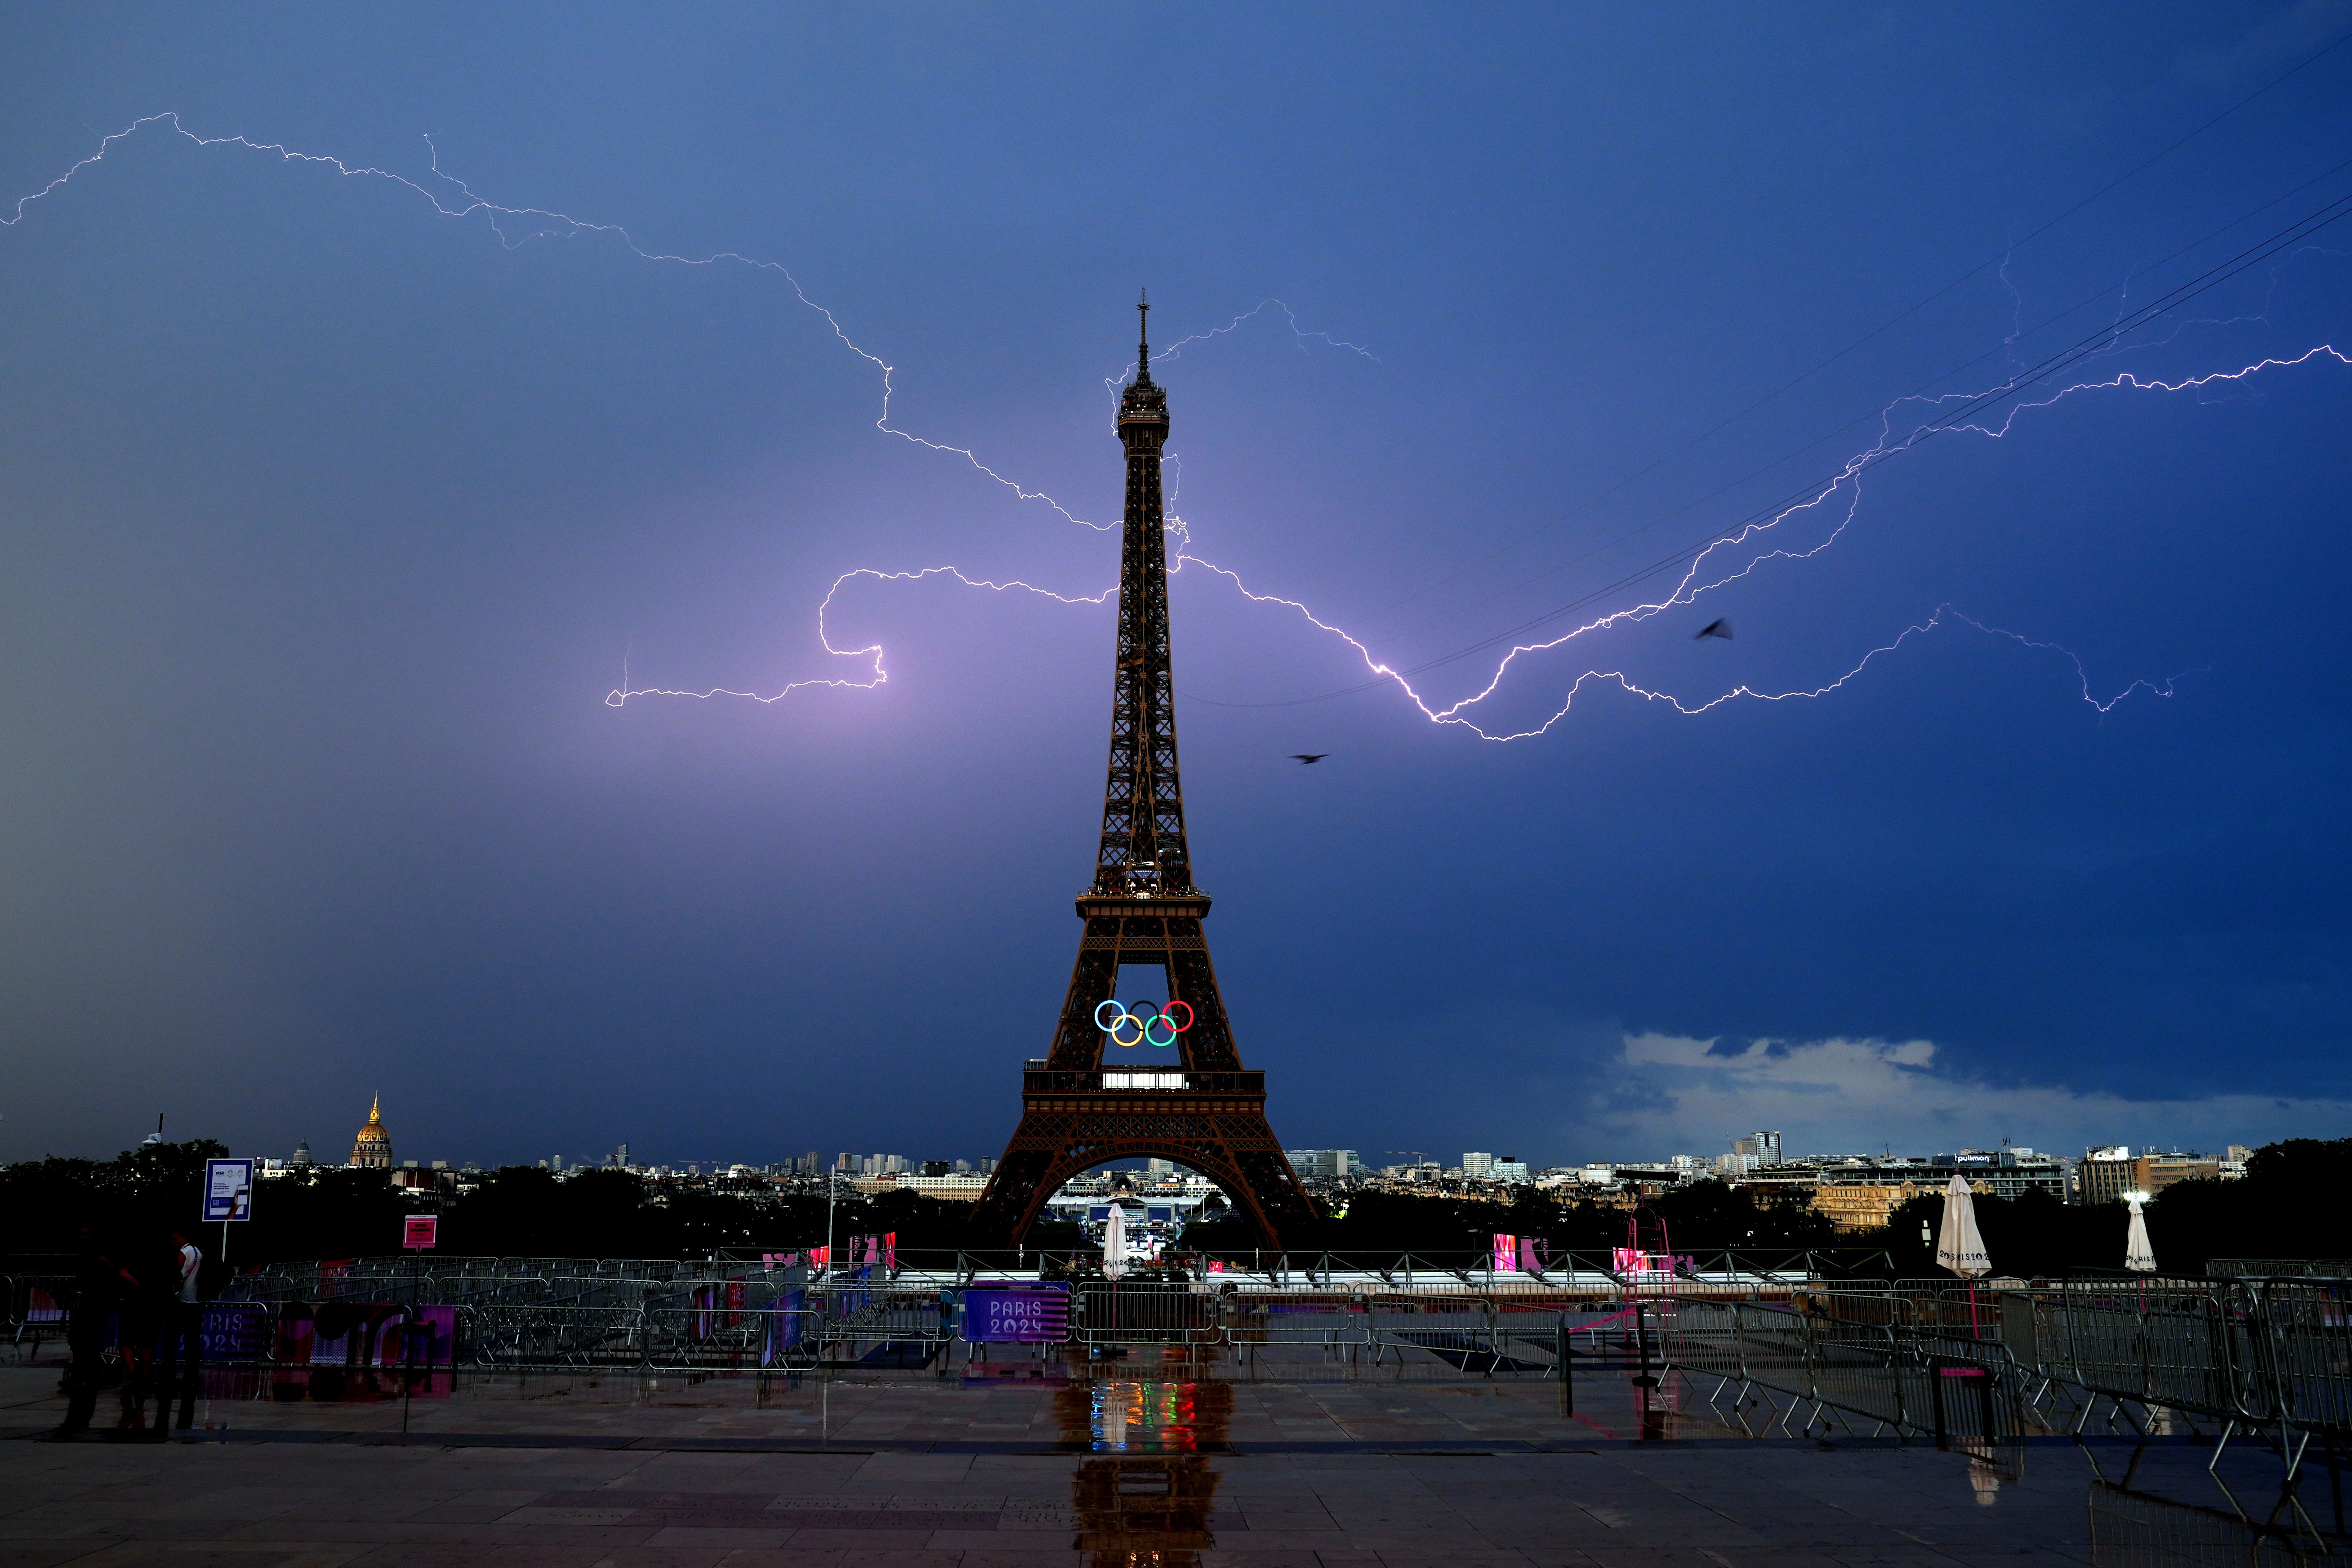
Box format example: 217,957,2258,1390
963,1283,1071,1343
199,1301,273,1361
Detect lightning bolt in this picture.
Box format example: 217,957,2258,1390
9,114,2348,741
4,112,1109,530
1103,298,1378,397
1171,343,2348,741
602,566,1111,706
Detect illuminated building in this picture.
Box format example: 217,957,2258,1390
1812,1181,1939,1233
348,1096,393,1170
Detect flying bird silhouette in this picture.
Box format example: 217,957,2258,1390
1291,754,1329,764
1695,619,1734,641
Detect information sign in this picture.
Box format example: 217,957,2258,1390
401,1215,439,1251
203,1158,254,1223
962,1282,1071,1343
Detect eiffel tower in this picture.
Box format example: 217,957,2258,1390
968,297,1317,1250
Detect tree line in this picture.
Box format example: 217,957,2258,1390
4,1136,2342,1275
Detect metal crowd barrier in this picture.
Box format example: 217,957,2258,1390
2046,1279,2267,1432
1665,1274,2352,1506
460,1303,646,1368
1074,1285,1221,1346
1664,1297,2022,1449
1367,1296,1503,1364
1226,1292,1364,1350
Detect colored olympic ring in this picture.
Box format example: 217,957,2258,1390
1094,998,1195,1049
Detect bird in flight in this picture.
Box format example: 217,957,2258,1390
1694,618,1734,641
1291,754,1329,764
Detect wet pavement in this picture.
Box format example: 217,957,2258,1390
0,1346,2326,1565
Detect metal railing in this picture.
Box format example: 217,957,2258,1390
2209,1259,2352,1280
2046,1279,2268,1430
1073,1285,1221,1346
5,1275,73,1358
1662,1296,2022,1455
24,1261,2348,1447
1661,1274,2352,1517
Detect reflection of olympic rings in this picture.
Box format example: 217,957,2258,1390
1094,998,1195,1049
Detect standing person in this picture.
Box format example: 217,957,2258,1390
152,1230,204,1434
53,1226,131,1439
111,1243,163,1431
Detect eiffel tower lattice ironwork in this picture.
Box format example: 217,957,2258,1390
968,296,1317,1250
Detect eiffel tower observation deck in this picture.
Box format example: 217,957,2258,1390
967,298,1317,1250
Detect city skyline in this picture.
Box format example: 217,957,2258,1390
4,7,2351,1167
191,1089,2255,1185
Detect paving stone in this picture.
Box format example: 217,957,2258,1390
0,1359,2260,1564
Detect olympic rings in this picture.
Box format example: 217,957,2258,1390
1094,998,1196,1050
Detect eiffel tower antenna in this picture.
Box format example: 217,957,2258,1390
968,302,1316,1250
1136,287,1151,382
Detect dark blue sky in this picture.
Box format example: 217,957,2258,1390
4,3,2349,1169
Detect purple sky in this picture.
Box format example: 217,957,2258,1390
3,2,2350,1171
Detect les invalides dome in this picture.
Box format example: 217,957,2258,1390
348,1096,393,1169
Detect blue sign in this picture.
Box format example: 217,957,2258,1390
962,1283,1070,1344
203,1158,254,1222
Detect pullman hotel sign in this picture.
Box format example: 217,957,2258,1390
961,1283,1070,1344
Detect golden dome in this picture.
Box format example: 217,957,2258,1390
349,1094,393,1169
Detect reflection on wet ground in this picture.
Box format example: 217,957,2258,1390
1057,1373,1229,1567
3,1352,2341,1563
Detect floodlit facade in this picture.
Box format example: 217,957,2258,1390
348,1096,393,1170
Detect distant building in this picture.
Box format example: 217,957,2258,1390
2134,1153,2222,1196
349,1096,393,1170
1287,1150,1359,1182
903,1171,989,1198
1929,1150,2068,1203
1489,1158,1530,1185
2080,1148,2138,1205
1813,1180,1938,1233
1462,1153,1494,1180
2080,1148,2221,1200
290,1139,313,1168
1735,1166,1824,1205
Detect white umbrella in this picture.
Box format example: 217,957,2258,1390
1937,1175,1991,1278
1102,1206,1128,1281
2124,1193,2157,1273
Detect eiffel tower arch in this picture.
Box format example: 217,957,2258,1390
967,297,1318,1250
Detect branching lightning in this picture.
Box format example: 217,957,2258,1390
5,113,1104,529
601,566,1111,706
1174,343,2348,740
9,114,2348,743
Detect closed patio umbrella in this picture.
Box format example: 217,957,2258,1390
1937,1175,1991,1278
1102,1206,1127,1282
1937,1175,1991,1333
2124,1193,2157,1273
